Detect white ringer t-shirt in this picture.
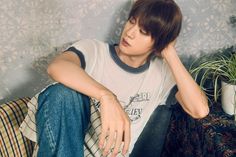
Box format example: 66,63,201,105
69,39,176,153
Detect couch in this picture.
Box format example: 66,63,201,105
0,95,236,157
0,97,35,157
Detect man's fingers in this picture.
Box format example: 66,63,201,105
111,128,123,157
122,122,131,155
99,126,108,149
103,129,116,156
98,96,131,157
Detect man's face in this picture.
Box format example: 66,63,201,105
118,17,155,58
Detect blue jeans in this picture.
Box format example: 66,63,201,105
36,83,90,157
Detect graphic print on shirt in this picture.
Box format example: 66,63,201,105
122,92,151,123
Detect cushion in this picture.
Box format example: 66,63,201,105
0,97,35,157
161,102,236,157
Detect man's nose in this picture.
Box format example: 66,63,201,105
126,25,138,39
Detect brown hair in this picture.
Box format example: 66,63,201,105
128,0,182,54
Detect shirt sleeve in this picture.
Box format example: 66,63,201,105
64,39,98,74
159,60,176,105
65,46,86,69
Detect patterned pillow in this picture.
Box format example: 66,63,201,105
0,97,35,157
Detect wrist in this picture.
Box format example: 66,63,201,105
98,90,116,102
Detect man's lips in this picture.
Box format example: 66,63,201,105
122,38,131,47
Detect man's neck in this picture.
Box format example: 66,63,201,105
115,46,150,68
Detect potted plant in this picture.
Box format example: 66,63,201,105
190,46,236,120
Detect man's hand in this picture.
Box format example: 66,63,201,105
98,93,131,157
161,39,177,59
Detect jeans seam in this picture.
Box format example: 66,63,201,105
43,101,57,152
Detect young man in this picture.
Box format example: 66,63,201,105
20,0,209,156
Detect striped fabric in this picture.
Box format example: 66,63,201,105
0,97,35,157
19,94,39,142
84,102,104,157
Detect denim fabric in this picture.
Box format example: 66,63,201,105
130,86,177,157
36,83,90,157
130,105,173,157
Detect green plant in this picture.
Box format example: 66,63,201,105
190,46,236,101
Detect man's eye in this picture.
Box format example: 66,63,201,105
140,29,148,35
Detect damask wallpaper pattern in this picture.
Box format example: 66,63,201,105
0,0,236,103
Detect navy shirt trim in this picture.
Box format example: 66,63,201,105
65,47,86,69
109,44,150,74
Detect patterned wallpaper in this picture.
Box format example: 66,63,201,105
0,0,236,103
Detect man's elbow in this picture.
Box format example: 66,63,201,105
47,62,61,81
191,106,210,119
47,62,57,76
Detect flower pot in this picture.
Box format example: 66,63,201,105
221,81,236,115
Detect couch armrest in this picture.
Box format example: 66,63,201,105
0,97,35,157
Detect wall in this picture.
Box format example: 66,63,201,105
0,0,236,103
